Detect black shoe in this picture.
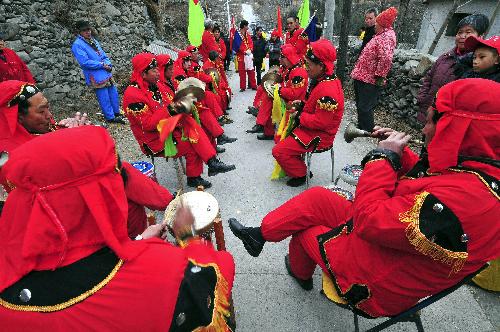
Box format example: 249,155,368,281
216,146,226,153
240,89,245,92
187,176,212,189
106,116,128,125
257,134,274,140
217,134,237,145
218,118,226,126
246,124,264,133
286,176,306,187
207,157,236,176
228,218,264,257
226,106,232,110
246,106,258,116
285,255,313,290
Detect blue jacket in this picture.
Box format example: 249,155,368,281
71,35,113,86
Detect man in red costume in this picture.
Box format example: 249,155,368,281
0,34,35,83
285,16,309,58
229,78,500,318
247,44,308,140
123,53,235,189
0,80,173,238
0,126,235,331
233,20,257,92
271,39,344,187
199,19,220,62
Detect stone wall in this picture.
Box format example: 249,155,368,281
0,0,159,102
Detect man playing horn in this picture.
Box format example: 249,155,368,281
229,78,500,318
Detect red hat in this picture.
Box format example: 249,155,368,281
464,35,500,54
156,54,174,82
271,29,280,38
376,7,398,29
0,126,145,291
280,44,301,66
186,45,199,53
428,78,500,173
306,39,337,75
130,53,157,90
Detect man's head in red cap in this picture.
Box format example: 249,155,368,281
131,53,159,90
186,45,200,62
175,50,192,71
304,39,337,78
421,78,500,172
156,54,174,82
271,29,280,41
279,44,301,68
375,7,398,33
0,81,52,149
465,35,500,75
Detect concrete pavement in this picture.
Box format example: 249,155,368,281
153,70,498,332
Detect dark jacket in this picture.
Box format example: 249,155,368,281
252,35,268,62
266,39,283,62
360,26,375,52
417,48,458,121
462,66,500,82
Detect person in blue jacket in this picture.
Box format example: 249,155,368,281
71,20,126,124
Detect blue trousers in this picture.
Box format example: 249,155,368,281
95,85,120,120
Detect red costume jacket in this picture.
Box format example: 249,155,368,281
292,74,344,151
319,150,500,317
278,64,308,102
0,48,35,83
200,30,220,62
235,31,253,63
285,28,309,57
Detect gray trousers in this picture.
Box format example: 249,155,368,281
353,79,381,132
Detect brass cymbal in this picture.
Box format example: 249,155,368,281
263,80,275,98
174,86,205,102
204,67,220,85
261,71,281,85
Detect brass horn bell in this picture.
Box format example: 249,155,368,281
344,122,372,143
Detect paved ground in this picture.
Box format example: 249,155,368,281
152,70,499,332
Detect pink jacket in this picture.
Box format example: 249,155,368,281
351,28,396,85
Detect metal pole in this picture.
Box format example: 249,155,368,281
226,0,231,32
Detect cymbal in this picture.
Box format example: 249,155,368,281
177,77,206,91
268,65,280,73
174,86,205,102
204,67,220,85
261,72,281,85
263,80,275,98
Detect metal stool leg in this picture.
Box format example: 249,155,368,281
353,312,360,332
330,148,335,182
306,152,312,189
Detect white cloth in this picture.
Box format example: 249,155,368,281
244,52,254,71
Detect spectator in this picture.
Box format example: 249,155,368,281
358,8,378,54
267,29,283,68
462,35,500,82
71,20,126,124
351,7,398,132
0,33,35,83
417,13,489,124
252,26,268,85
223,32,232,71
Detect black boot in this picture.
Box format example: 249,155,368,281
246,124,264,133
286,172,313,187
228,218,265,257
216,146,226,153
207,157,236,176
285,255,313,290
246,106,258,114
217,133,237,145
257,134,274,140
187,176,212,189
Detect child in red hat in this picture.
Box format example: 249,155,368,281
462,35,500,82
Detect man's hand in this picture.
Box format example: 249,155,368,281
371,126,395,140
377,131,411,156
172,201,196,240
375,76,386,87
57,112,91,128
140,223,166,240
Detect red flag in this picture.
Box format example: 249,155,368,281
229,16,236,52
277,6,283,37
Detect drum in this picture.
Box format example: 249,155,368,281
131,161,155,179
323,184,354,201
164,191,220,237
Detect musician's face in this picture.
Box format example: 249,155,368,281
183,59,191,70
286,18,296,32
142,67,159,85
304,57,324,79
18,93,53,134
422,108,437,147
280,56,292,68
164,65,174,79
214,30,220,39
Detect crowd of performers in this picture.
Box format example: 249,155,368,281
0,6,499,331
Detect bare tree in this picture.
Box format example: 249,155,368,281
428,0,459,54
336,0,353,83
396,0,411,42
485,0,500,36
324,0,336,40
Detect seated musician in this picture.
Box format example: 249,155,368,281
0,126,235,331
271,40,344,187
0,80,173,239
247,44,308,141
229,78,500,318
123,53,235,189
203,50,232,118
